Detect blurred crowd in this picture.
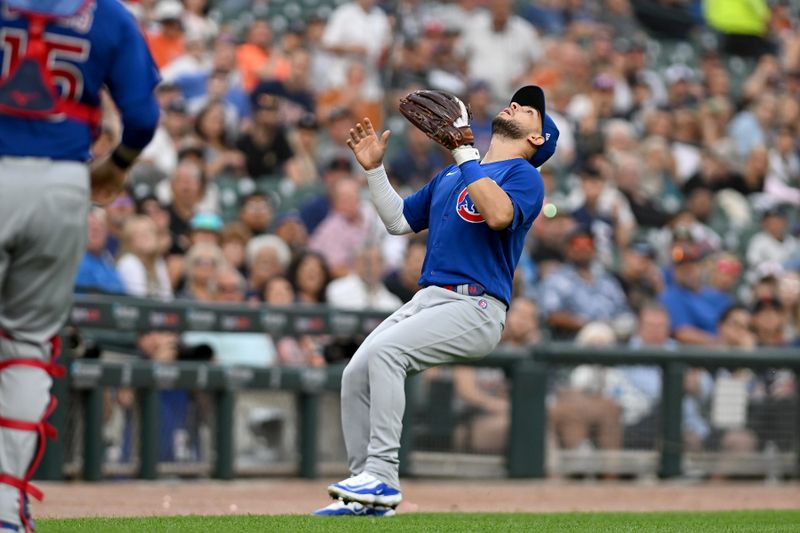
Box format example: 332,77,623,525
76,0,799,463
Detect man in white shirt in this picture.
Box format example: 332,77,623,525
456,0,542,103
746,207,799,279
321,0,391,95
327,245,402,312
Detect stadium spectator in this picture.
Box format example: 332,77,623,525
320,0,391,99
245,234,292,299
667,210,722,256
298,155,354,234
659,242,724,345
165,158,204,255
315,107,360,174
752,297,789,348
75,208,127,295
193,100,245,181
146,0,186,70
161,31,211,84
777,272,800,343
219,221,252,276
138,195,175,258
253,47,317,121
615,151,674,229
117,216,173,300
105,191,137,257
173,33,250,119
456,0,542,103
746,207,798,276
238,192,274,237
465,80,495,155
188,70,242,132
236,92,293,179
284,113,323,186
568,160,636,267
181,0,217,43
704,252,743,310
309,177,374,278
287,251,332,305
179,242,225,301
270,213,309,256
704,0,773,59
326,245,402,311
139,97,193,179
388,126,448,189
188,212,224,247
528,209,576,281
613,239,663,314
236,18,290,93
317,60,384,130
764,126,800,206
729,93,776,162
539,227,633,340
383,237,426,304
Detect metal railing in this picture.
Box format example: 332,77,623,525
35,294,800,481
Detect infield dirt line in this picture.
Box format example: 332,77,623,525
33,479,800,517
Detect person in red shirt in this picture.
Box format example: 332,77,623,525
146,0,186,70
236,18,290,92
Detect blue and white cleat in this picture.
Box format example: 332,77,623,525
327,472,402,508
312,499,396,517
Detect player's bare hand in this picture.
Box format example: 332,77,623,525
346,117,390,171
90,156,128,206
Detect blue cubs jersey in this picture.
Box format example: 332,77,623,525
403,159,545,306
0,0,160,161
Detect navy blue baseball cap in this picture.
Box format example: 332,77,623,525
510,85,559,168
531,113,559,168
511,86,545,118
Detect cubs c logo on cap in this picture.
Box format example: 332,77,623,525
456,187,485,223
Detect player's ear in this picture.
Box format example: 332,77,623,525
527,134,545,149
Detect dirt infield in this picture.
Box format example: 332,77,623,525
34,480,800,517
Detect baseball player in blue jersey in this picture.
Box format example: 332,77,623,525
0,1,159,530
313,85,559,516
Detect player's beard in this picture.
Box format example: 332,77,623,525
491,116,526,140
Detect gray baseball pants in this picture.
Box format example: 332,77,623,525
340,285,506,489
0,158,89,527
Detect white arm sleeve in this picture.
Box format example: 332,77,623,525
365,164,413,235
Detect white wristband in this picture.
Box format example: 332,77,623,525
451,145,480,166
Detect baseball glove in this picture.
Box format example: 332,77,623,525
398,90,474,150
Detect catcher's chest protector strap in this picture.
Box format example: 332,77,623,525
0,334,65,533
0,11,101,131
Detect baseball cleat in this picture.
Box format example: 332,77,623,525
327,472,402,508
311,499,396,517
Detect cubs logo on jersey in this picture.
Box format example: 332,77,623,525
456,187,485,223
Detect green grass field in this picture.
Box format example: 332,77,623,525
39,510,800,532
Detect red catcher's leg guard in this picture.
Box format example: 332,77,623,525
0,335,64,532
